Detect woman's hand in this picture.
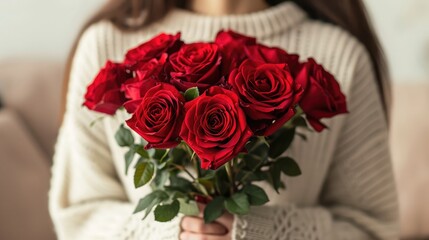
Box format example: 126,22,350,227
179,204,233,240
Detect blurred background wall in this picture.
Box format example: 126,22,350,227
0,0,103,61
0,0,428,239
1,0,428,83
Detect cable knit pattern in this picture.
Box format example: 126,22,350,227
49,2,399,239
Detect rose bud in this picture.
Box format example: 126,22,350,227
295,58,348,132
124,33,183,69
180,87,253,170
228,60,303,136
83,61,132,115
194,195,212,204
169,43,223,92
126,83,185,149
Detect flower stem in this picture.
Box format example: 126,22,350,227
191,152,201,179
236,158,268,189
184,144,201,179
171,163,196,181
225,161,235,195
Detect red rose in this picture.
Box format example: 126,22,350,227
215,30,256,74
169,43,223,91
121,77,158,113
134,53,168,81
245,44,300,76
295,58,348,132
121,54,168,113
124,33,182,69
180,87,253,170
228,60,303,136
83,61,131,115
126,83,185,149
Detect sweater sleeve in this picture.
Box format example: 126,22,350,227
232,47,399,240
49,24,182,240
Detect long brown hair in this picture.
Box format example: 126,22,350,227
61,0,390,121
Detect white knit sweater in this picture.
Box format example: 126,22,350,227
49,2,399,239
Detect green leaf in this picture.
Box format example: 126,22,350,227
124,148,135,175
252,169,267,181
268,127,296,159
133,145,150,159
236,170,262,183
243,184,269,206
292,116,308,128
270,163,282,193
245,137,259,152
277,157,302,177
171,147,189,165
178,199,199,216
197,177,215,194
134,162,155,188
242,154,264,170
151,170,169,188
169,175,194,192
153,149,167,161
214,169,229,195
193,182,209,196
184,87,200,101
159,149,170,162
142,197,162,220
115,124,134,147
249,142,270,158
257,136,270,147
133,190,168,214
204,196,225,223
200,170,216,180
154,199,180,222
134,157,146,168
224,193,250,215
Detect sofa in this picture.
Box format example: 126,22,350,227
0,60,428,239
0,60,61,240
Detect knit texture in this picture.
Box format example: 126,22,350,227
49,2,399,239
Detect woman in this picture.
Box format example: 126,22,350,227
49,0,399,239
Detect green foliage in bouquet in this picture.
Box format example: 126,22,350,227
115,102,308,223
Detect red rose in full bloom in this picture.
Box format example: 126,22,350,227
124,33,182,69
245,44,300,76
295,58,348,132
169,43,223,91
121,54,168,113
83,61,131,115
215,30,256,74
126,83,185,149
228,60,303,136
180,87,253,170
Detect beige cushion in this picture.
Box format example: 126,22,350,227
0,60,63,159
0,109,55,240
391,83,429,239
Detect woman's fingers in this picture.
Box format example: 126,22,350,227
179,231,230,240
214,213,233,231
196,203,206,218
181,216,227,235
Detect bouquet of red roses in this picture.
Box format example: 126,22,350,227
83,30,347,223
